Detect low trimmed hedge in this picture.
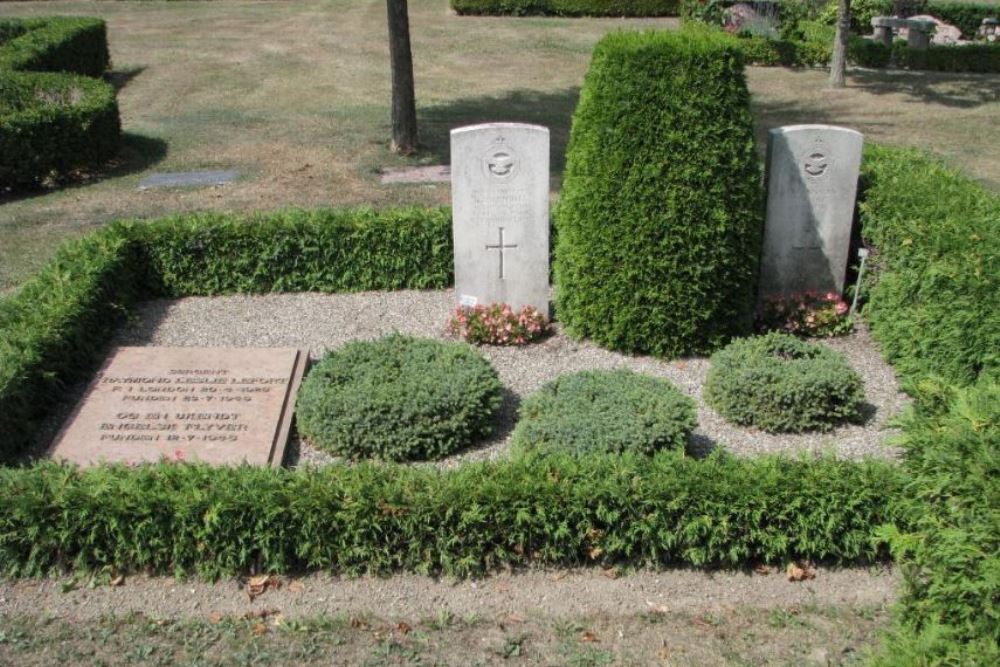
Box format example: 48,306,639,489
555,28,763,358
0,207,454,462
0,452,902,578
0,71,121,188
450,0,681,16
297,335,503,461
858,145,999,387
868,379,1000,665
0,17,109,76
511,369,697,456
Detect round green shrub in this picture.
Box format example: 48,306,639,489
703,332,865,433
0,70,120,189
296,334,503,461
511,369,697,456
554,28,763,358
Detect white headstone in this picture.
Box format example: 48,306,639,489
759,124,864,298
450,123,550,314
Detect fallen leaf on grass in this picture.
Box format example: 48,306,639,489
786,562,816,582
645,600,669,615
601,567,620,579
252,622,268,636
110,575,125,587
246,575,281,601
243,609,280,621
753,564,773,576
208,612,224,625
397,622,412,635
581,631,599,643
287,580,305,593
350,617,370,630
549,572,568,582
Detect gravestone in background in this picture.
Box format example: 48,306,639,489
759,124,864,298
450,123,550,314
49,347,307,467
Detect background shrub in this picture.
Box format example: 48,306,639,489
451,0,681,16
0,17,109,76
511,369,697,456
704,332,865,432
0,70,120,189
555,29,763,358
858,145,998,386
928,1,999,39
0,452,902,578
296,335,503,461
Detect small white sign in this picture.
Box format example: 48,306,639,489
460,295,478,307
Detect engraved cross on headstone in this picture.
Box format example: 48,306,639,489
485,227,517,279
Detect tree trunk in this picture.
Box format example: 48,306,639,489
829,0,851,88
386,0,417,154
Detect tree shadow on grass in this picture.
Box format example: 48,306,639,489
0,132,168,206
418,87,581,184
105,65,147,92
848,68,999,109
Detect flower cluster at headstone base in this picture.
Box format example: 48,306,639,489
757,291,853,337
448,303,548,346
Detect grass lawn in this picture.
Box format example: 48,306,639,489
0,603,891,666
0,0,997,290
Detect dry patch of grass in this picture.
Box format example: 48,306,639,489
0,0,996,289
0,603,890,666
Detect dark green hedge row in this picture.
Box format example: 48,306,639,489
858,145,998,387
450,0,680,16
868,379,1000,665
555,28,763,358
0,224,143,462
0,208,453,461
0,451,902,578
737,33,1000,72
0,71,121,188
928,1,999,39
0,17,109,76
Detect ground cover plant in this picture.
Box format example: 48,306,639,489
511,369,697,456
555,28,763,358
756,290,853,337
295,334,503,461
704,332,866,432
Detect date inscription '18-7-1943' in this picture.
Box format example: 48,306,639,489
49,347,308,467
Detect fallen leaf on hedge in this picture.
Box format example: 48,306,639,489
786,562,816,582
208,612,224,625
252,622,268,636
581,631,599,643
397,622,412,635
587,546,604,560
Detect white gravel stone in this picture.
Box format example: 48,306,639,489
106,290,908,467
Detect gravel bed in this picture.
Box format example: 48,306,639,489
108,290,908,467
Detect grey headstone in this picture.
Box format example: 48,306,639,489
760,124,864,299
450,123,550,314
138,169,238,190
